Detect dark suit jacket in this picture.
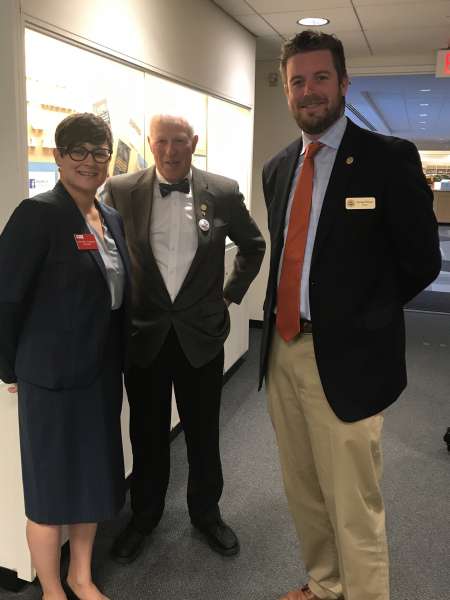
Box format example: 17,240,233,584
103,165,265,368
0,181,131,387
260,118,441,421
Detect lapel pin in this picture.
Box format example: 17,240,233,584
346,156,354,165
198,218,210,232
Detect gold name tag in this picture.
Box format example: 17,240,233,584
345,197,376,210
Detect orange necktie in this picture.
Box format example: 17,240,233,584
276,141,323,342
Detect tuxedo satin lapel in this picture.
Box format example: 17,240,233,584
54,182,108,285
175,168,214,300
311,121,361,267
131,168,154,247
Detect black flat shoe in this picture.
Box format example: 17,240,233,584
110,522,149,564
63,582,111,600
193,518,240,556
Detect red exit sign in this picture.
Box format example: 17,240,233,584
435,49,450,77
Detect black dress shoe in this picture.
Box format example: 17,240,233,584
110,522,148,564
193,518,240,556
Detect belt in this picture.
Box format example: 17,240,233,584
300,318,313,334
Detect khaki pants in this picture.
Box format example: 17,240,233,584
267,330,390,600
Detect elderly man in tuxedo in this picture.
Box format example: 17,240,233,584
104,114,265,563
260,30,441,600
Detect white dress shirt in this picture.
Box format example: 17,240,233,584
86,217,125,310
278,115,348,320
150,169,197,302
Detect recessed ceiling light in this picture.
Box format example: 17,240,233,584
419,121,427,124
420,89,431,92
420,103,429,106
419,113,428,117
297,17,330,26
420,127,426,130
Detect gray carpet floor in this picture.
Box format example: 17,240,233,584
1,312,449,600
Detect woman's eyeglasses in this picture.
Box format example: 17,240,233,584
58,146,112,164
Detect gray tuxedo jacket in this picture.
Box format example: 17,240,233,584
103,165,265,368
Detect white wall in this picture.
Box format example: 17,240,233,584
247,61,299,321
22,0,256,108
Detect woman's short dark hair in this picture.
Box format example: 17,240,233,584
54,112,113,151
280,30,347,85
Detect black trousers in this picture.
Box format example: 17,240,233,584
125,327,224,533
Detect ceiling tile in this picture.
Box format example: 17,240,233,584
235,14,277,35
333,30,372,58
346,74,450,146
368,92,410,130
263,7,361,35
357,1,450,29
255,29,370,60
212,0,256,16
406,96,442,130
354,0,446,6
249,0,352,11
367,26,450,54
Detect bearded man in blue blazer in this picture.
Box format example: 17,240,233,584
260,31,441,600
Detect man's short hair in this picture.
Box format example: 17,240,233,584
280,30,348,85
149,114,195,140
55,112,113,151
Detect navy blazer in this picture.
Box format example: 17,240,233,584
260,119,441,421
0,181,131,388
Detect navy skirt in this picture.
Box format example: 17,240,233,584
18,310,126,524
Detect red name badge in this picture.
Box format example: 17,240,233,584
74,233,98,251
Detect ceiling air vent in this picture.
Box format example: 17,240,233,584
346,102,377,132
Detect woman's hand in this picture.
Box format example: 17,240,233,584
7,384,17,394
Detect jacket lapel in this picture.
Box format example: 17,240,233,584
175,167,213,301
271,140,302,264
54,182,109,286
98,202,131,283
311,120,361,268
130,167,154,248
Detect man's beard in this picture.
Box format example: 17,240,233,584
292,94,345,135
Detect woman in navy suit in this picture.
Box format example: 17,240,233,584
0,113,131,600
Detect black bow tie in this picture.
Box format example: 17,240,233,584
159,179,190,197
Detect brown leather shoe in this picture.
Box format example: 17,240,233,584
278,585,320,600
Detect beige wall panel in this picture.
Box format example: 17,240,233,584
0,0,28,230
